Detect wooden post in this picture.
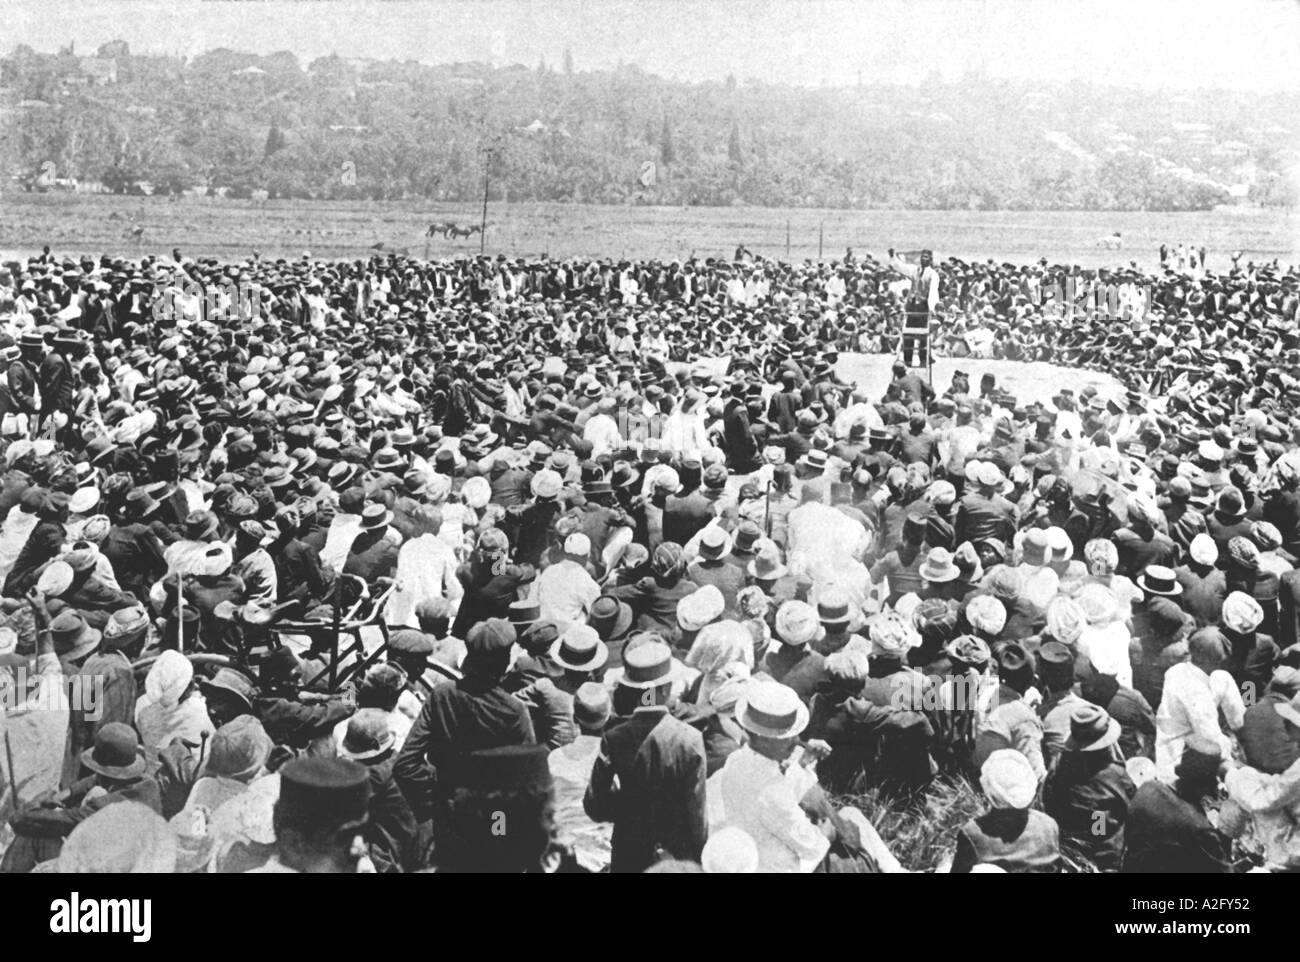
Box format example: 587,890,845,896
330,582,342,691
480,150,491,255
818,222,824,261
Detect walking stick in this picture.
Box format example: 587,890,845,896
764,480,774,538
176,583,185,655
4,728,19,810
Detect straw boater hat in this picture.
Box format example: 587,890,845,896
549,623,609,673
734,680,809,740
1136,564,1183,597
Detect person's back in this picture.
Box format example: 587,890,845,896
549,732,612,873
1238,690,1300,774
663,489,713,548
584,706,706,872
1122,780,1230,873
394,672,536,819
954,808,1060,873
1043,750,1135,872
955,491,1012,547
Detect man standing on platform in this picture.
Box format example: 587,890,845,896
889,248,941,368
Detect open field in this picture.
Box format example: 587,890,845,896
1,193,1296,269
837,353,1123,407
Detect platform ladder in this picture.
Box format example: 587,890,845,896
894,307,935,387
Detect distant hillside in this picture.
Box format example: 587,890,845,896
2,42,1296,210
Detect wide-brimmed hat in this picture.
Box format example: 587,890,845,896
816,588,853,628
1018,527,1050,566
588,595,633,640
195,542,234,577
199,667,258,713
334,708,397,761
80,722,147,779
507,599,541,629
1065,703,1121,752
202,715,273,781
618,640,676,689
747,542,787,581
677,585,726,632
530,469,563,500
919,547,960,583
550,624,609,673
698,525,732,560
1136,564,1182,597
68,486,100,515
734,681,809,740
774,600,823,646
359,503,393,530
52,610,102,662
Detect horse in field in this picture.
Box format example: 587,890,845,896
426,222,484,240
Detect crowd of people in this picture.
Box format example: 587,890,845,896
0,240,1298,874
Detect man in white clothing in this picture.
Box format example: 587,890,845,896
706,680,832,872
548,682,615,872
535,533,601,629
1156,627,1245,783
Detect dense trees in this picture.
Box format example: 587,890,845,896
2,45,1293,210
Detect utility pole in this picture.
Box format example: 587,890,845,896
480,147,493,255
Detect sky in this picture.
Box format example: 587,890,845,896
4,0,1299,91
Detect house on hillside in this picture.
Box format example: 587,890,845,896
80,57,118,85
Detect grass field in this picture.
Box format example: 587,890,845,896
1,192,1296,268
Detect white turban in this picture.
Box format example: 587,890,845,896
145,649,194,709
677,585,726,633
965,595,1007,636
867,609,921,655
1189,533,1219,567
1045,596,1086,645
686,620,755,674
57,801,177,873
702,826,759,873
1221,591,1264,634
775,600,823,646
980,749,1038,810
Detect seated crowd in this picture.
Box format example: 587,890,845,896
0,244,1297,873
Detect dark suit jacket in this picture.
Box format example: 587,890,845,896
1121,781,1230,873
583,707,707,873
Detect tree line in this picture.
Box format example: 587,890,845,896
2,42,1295,210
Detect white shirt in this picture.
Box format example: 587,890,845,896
1225,757,1300,870
1077,621,1132,689
706,747,829,873
548,735,613,873
534,560,601,629
582,413,623,460
1155,662,1245,782
385,535,463,628
0,653,69,825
